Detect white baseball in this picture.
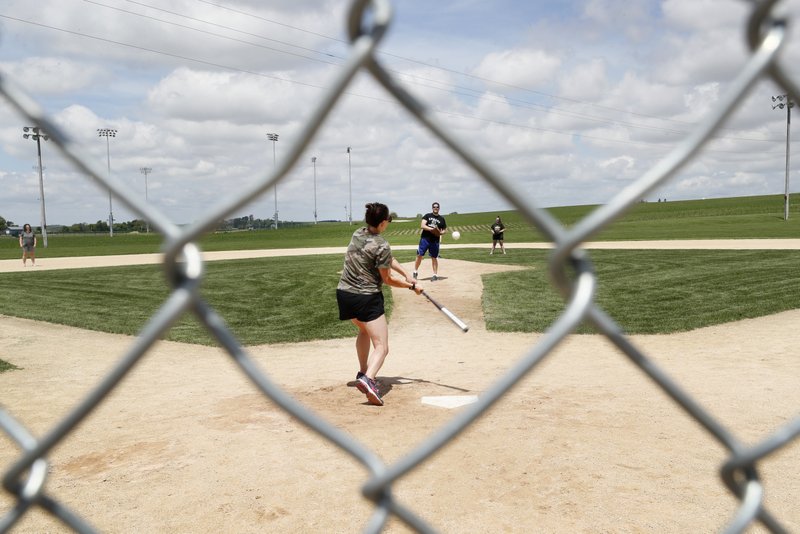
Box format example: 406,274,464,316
451,231,461,240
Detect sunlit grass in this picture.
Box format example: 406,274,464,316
0,255,390,348
446,248,800,334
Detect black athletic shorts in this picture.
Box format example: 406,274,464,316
337,289,385,322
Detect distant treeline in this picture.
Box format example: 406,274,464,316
0,215,318,235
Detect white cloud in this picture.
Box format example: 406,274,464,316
655,28,748,86
146,67,323,124
600,155,635,173
472,49,561,88
682,83,720,118
558,59,609,101
598,72,687,123
661,0,747,31
0,58,104,95
582,0,654,41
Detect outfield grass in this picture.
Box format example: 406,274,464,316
0,247,797,351
2,194,799,260
444,249,800,334
0,255,368,347
2,194,800,371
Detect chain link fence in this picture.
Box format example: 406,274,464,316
2,0,799,532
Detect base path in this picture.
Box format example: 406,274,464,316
1,238,800,272
1,242,798,532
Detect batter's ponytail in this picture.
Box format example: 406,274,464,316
364,202,391,227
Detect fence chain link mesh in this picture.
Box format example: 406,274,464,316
2,0,799,532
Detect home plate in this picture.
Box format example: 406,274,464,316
421,395,478,409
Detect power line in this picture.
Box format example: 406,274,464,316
0,12,787,150
77,1,780,143
84,2,700,139
84,0,345,66
149,0,784,143
182,0,727,130
188,0,348,44
0,14,332,90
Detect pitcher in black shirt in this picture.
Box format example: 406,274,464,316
413,202,447,281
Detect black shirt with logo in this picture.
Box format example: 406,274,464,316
421,213,447,242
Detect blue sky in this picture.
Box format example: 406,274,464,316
0,0,799,227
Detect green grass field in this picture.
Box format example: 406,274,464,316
1,194,799,371
0,256,360,346
445,248,800,334
2,194,798,259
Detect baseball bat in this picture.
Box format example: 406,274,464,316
421,290,469,332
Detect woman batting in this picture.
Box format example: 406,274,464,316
336,202,423,406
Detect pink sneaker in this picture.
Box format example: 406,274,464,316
357,376,383,406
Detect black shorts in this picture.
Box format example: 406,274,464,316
337,289,385,322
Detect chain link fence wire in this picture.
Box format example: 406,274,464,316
1,0,799,532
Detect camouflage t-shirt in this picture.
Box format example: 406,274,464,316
337,227,393,294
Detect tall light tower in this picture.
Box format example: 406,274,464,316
772,94,793,220
346,146,352,225
22,127,49,248
267,133,279,229
97,128,117,236
140,167,152,233
311,156,318,224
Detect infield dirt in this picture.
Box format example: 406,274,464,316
1,242,798,532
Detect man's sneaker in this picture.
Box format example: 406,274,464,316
431,274,438,281
412,271,418,280
357,376,383,406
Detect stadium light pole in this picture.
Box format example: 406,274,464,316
140,167,152,233
267,133,279,229
772,94,793,220
346,146,352,225
311,156,318,224
22,126,49,248
97,128,117,236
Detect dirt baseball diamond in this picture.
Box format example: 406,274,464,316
0,241,798,533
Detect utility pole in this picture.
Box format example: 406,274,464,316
140,167,152,232
772,94,793,220
22,126,49,247
98,128,117,236
311,156,318,224
267,133,279,229
346,146,352,225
